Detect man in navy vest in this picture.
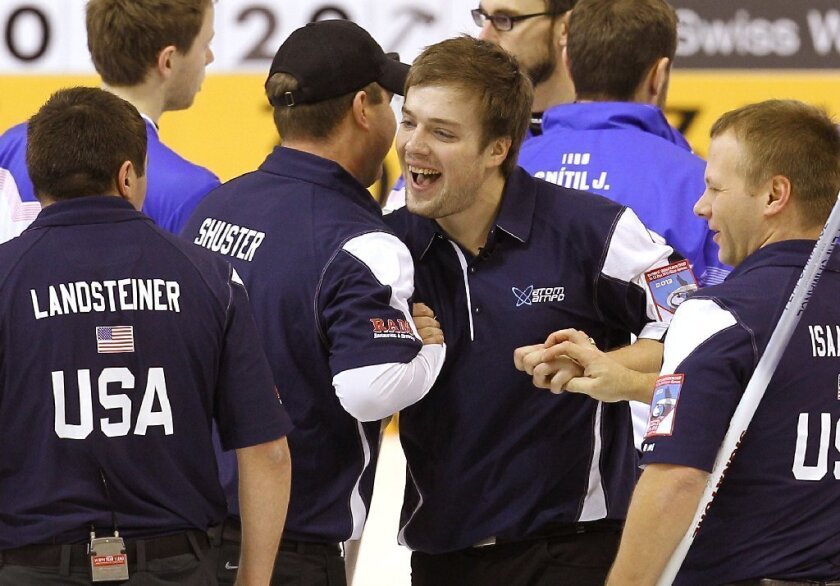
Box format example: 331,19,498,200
183,20,445,586
606,101,840,585
0,0,219,240
0,87,292,585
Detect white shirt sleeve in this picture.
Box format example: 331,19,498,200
330,231,445,421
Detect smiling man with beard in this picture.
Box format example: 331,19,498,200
385,36,680,586
472,0,576,137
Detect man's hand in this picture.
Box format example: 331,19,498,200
515,329,658,402
513,340,583,393
548,330,660,402
412,302,444,345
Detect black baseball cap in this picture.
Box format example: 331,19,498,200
267,20,409,107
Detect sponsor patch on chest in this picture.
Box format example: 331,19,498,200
511,285,565,307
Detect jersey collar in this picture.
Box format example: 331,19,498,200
414,166,537,260
541,102,692,152
259,146,382,216
729,239,840,280
27,196,148,229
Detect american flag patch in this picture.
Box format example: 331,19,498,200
96,326,135,354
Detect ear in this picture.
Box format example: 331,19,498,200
648,57,670,104
115,161,134,200
351,90,370,130
556,11,571,49
115,160,145,210
156,45,178,80
763,175,792,218
485,136,512,170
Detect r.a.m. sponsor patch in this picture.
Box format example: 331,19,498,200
369,317,416,341
645,373,684,438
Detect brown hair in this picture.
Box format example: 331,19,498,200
567,0,677,101
266,73,384,141
27,87,147,201
710,100,840,227
547,0,576,13
86,0,212,86
405,36,533,177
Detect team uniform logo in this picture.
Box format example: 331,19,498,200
370,318,416,340
645,373,684,438
511,285,566,307
96,326,135,354
645,260,698,319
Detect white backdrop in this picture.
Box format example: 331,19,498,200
0,0,478,74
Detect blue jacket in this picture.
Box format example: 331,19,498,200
518,102,730,286
0,118,219,235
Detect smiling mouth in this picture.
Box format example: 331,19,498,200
408,165,442,188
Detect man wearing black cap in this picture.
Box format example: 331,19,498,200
182,19,446,586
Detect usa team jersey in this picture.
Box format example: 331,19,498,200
386,168,675,553
182,146,438,543
642,241,840,585
0,118,219,236
518,102,730,288
0,196,291,548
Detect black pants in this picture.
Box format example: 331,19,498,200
212,517,345,586
0,553,215,585
215,545,345,586
411,528,621,586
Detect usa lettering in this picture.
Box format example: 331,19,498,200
792,412,840,480
808,324,840,357
53,367,174,439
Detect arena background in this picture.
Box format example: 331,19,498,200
1,0,839,198
1,1,839,583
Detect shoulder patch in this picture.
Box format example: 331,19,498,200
645,373,684,438
645,259,698,320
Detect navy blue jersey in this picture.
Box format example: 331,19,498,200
182,146,436,543
0,119,219,236
385,168,675,553
518,102,729,287
642,240,840,585
0,196,291,548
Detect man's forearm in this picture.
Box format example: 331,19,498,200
608,338,663,372
607,464,707,586
236,436,292,585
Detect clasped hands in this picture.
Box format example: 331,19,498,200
513,329,636,403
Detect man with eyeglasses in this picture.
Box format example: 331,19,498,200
473,0,576,137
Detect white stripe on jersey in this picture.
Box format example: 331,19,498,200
348,420,372,540
579,401,608,521
342,231,416,330
602,208,675,339
661,298,738,375
448,241,475,342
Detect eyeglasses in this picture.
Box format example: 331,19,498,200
471,7,561,32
